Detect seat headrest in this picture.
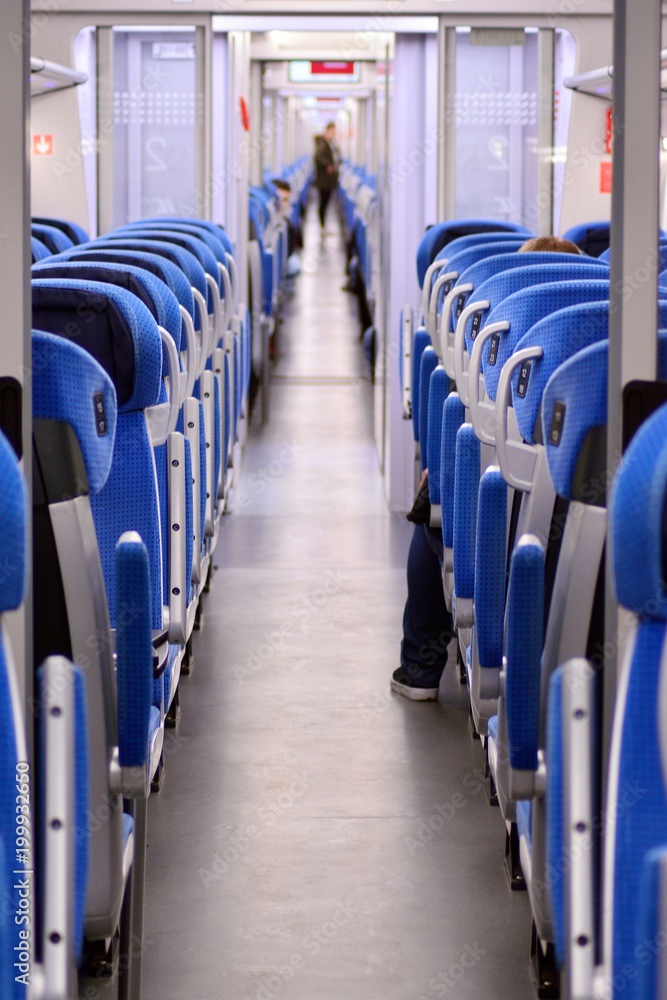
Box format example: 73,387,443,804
32,216,89,246
32,260,181,352
611,401,667,619
0,430,27,613
480,274,610,401
458,254,608,353
31,236,51,264
416,219,531,287
151,218,234,258
562,221,610,258
93,237,208,317
512,302,609,444
31,223,74,255
50,247,195,320
31,279,162,411
434,233,528,264
32,330,117,494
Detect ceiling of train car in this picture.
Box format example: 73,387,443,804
30,0,614,16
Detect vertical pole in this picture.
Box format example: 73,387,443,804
196,24,211,219
250,59,262,187
443,26,457,220
536,30,555,237
436,18,447,221
0,0,32,726
604,0,661,769
97,27,115,235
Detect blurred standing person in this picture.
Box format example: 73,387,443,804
314,122,340,236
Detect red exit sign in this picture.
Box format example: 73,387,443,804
311,61,356,75
33,133,54,156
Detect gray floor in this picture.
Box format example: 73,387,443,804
140,208,536,1000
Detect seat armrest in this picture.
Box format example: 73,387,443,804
113,531,154,798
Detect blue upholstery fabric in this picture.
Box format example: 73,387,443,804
543,328,667,501
0,836,12,1000
427,367,449,504
542,341,609,501
562,221,610,257
32,331,117,495
505,541,545,771
453,425,480,600
33,216,89,246
31,279,162,412
184,438,194,604
601,409,667,997
440,395,465,549
475,468,507,669
54,247,195,321
481,279,610,401
611,404,667,618
115,536,153,769
418,348,439,471
610,620,667,998
416,219,531,287
88,239,208,329
0,432,27,613
457,254,607,352
197,402,207,553
125,220,230,272
512,302,609,444
91,410,163,630
31,222,74,255
110,227,220,303
435,242,523,334
434,232,528,264
638,849,667,998
213,377,221,506
546,668,565,968
33,260,182,355
411,327,431,442
151,218,234,259
31,236,51,263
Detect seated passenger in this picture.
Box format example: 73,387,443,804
391,234,585,701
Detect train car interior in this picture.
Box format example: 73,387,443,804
3,0,667,997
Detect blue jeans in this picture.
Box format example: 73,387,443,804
400,524,454,687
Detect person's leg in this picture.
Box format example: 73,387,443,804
392,524,454,700
319,188,331,228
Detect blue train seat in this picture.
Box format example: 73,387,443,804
31,259,199,662
543,393,667,1000
33,215,89,246
416,218,532,290
562,221,611,257
31,235,51,263
500,328,667,979
31,222,74,255
30,329,157,988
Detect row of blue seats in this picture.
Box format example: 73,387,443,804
339,163,377,321
404,217,667,999
3,169,310,997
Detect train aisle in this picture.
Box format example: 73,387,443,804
140,205,535,1000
